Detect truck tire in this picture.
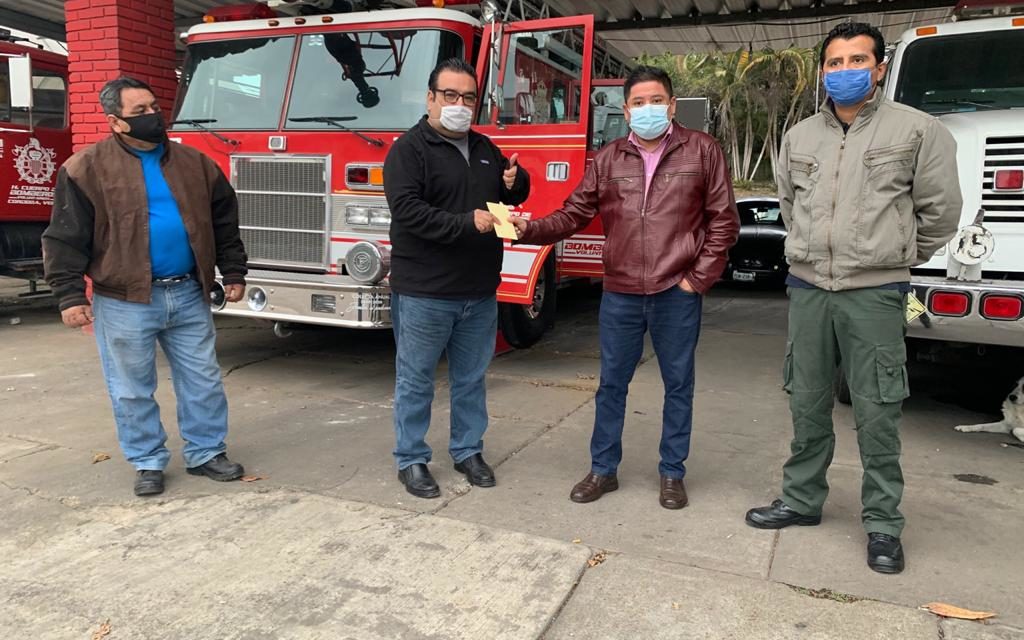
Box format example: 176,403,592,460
834,366,852,405
499,254,557,349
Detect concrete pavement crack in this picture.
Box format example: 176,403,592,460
765,529,780,580
430,394,594,515
536,549,593,640
223,350,298,377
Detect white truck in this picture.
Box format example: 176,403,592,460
886,4,1024,352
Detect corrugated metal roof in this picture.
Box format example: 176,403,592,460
0,0,956,53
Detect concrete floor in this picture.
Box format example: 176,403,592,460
1,276,1021,639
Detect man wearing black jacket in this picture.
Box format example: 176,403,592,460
383,58,530,498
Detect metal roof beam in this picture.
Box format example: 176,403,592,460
594,0,957,31
0,7,66,41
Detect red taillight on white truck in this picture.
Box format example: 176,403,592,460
981,295,1024,320
994,169,1024,191
930,291,972,316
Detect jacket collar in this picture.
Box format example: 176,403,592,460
416,115,481,149
619,122,688,158
821,88,885,132
111,132,172,162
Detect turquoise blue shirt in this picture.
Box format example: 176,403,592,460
131,144,196,278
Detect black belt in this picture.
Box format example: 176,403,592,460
152,274,192,284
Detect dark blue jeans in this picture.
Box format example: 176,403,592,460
391,293,497,470
592,286,703,479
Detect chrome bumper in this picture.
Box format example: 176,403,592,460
908,275,1023,347
213,269,391,329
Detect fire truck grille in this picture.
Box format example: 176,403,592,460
231,156,329,269
982,136,1024,223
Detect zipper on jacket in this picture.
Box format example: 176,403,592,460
828,132,847,285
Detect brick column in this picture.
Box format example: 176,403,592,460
65,0,177,151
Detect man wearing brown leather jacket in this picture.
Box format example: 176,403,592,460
512,66,739,510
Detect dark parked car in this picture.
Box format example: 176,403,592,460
723,197,787,285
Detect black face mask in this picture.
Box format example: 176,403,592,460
120,112,166,144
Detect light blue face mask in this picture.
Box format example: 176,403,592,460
823,68,874,106
628,104,671,140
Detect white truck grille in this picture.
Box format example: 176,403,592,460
982,136,1024,224
231,155,329,269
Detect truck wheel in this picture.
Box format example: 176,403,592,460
499,254,557,349
834,367,852,405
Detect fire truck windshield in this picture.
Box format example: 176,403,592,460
287,29,463,131
894,29,1024,115
174,36,295,130
174,29,463,132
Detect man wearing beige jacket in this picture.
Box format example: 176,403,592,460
745,22,962,574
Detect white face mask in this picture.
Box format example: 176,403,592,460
439,105,473,133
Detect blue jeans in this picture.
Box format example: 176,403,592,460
391,293,497,470
593,286,703,479
92,278,229,470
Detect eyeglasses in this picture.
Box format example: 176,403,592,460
435,89,478,107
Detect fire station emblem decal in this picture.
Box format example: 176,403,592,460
14,138,57,185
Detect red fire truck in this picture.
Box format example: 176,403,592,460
0,34,70,290
172,0,631,346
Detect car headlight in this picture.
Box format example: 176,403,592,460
346,241,391,284
247,286,268,312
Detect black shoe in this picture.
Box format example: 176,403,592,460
453,453,496,488
867,533,905,574
398,463,441,499
186,453,244,482
745,499,822,529
134,470,164,496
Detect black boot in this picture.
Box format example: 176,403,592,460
867,533,905,574
745,499,821,529
186,453,244,482
134,470,164,496
453,453,496,487
398,463,441,499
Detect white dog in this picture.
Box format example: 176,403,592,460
955,376,1024,443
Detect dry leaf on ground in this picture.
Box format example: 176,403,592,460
92,452,111,464
572,538,582,544
92,619,112,639
587,551,607,567
240,475,267,482
920,602,996,620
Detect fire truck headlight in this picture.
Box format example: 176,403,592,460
369,208,391,227
346,241,391,285
346,206,370,226
210,282,227,311
247,287,268,312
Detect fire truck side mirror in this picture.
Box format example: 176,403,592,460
9,56,33,110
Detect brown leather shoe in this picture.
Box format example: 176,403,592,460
570,472,619,503
659,476,688,510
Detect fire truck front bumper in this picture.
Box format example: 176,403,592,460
908,275,1024,347
211,269,391,329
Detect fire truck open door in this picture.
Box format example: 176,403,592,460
473,15,595,347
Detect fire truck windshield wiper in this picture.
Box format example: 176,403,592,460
289,116,385,147
170,119,239,146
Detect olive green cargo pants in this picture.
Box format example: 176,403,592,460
780,286,909,537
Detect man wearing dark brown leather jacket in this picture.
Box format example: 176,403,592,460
512,66,739,510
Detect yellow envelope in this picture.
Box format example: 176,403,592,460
487,202,518,240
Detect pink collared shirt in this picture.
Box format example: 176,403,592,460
628,130,671,199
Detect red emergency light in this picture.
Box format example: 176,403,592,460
414,0,478,6
981,295,1024,320
952,0,1024,19
994,169,1024,191
204,3,278,23
930,291,971,316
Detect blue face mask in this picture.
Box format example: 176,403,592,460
823,68,874,106
628,104,671,140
